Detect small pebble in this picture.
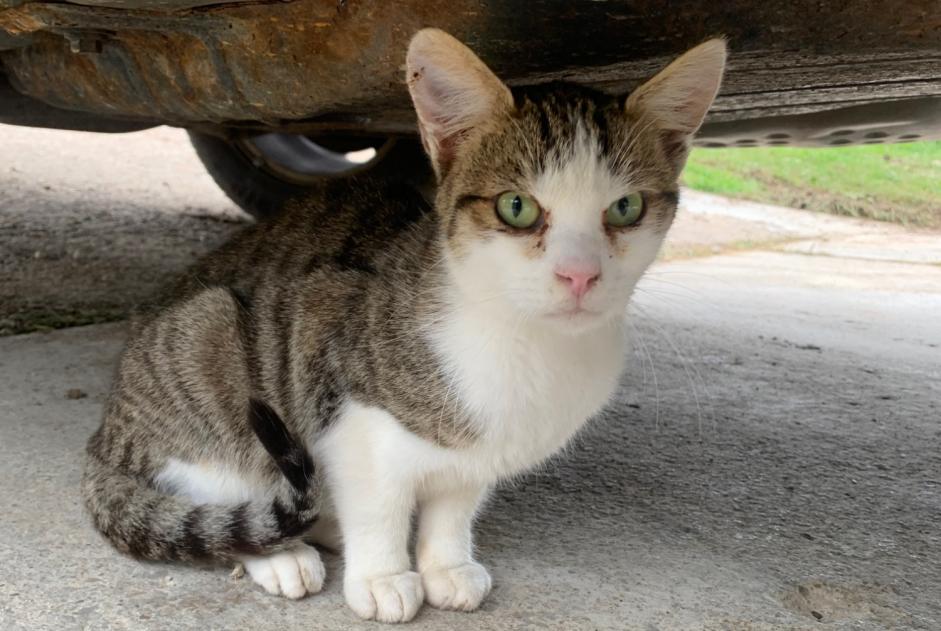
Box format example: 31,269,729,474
66,388,87,400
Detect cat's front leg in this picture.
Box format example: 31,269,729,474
340,485,423,623
320,404,424,623
416,483,492,612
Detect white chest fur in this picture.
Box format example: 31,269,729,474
315,306,626,506
428,307,626,481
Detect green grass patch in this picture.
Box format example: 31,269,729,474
683,141,941,228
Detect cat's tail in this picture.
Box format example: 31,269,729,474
82,399,320,562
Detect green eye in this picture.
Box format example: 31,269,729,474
496,192,541,229
606,193,645,227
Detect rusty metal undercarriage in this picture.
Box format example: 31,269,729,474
1,0,940,146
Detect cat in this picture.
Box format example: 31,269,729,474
82,28,725,623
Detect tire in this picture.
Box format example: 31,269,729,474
189,132,431,220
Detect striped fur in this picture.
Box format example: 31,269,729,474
83,400,318,561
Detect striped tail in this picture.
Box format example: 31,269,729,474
82,399,319,562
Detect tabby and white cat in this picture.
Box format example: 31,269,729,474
83,29,725,623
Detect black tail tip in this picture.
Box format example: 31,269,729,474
248,399,315,493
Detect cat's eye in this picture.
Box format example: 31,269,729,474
605,193,645,227
496,192,541,229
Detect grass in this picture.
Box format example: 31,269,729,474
683,141,941,229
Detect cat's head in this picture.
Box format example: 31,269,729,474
406,29,725,334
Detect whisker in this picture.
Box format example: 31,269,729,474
627,318,661,429
630,302,717,434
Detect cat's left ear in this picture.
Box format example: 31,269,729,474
406,28,514,178
625,39,727,162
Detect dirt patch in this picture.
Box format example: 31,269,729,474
0,125,246,335
661,204,802,261
0,209,243,334
0,307,126,337
747,169,940,230
779,582,907,626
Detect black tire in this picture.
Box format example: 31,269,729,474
188,132,431,220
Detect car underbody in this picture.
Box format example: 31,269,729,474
1,0,940,147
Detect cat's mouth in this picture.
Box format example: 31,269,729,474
545,306,601,320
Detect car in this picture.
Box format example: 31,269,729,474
2,0,939,218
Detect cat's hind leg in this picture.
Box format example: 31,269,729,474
154,456,326,599
240,544,326,599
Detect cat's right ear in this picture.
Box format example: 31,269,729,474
406,29,513,178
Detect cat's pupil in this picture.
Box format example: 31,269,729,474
618,198,629,215
511,196,522,218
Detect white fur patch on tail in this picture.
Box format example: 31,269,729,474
154,458,260,505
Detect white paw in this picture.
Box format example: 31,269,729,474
345,571,424,623
241,544,326,599
421,562,491,611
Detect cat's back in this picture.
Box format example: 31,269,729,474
141,176,437,319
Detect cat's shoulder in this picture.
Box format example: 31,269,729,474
286,176,432,228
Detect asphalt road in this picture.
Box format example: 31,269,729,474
0,124,939,630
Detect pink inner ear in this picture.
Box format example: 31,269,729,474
412,68,470,174
407,30,513,175
413,64,469,135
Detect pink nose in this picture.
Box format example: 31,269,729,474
555,262,601,300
